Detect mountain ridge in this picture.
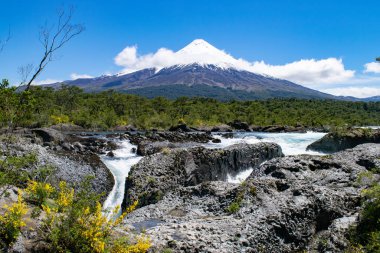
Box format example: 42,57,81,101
40,39,378,101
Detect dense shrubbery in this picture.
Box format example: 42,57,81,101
0,177,150,252
348,170,380,252
1,81,380,130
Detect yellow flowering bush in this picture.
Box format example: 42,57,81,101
40,180,150,253
50,114,70,125
77,203,109,253
110,236,151,253
25,180,54,206
56,181,74,212
0,191,28,244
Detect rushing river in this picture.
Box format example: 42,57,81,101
102,131,326,212
101,141,142,214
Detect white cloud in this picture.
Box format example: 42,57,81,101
70,73,94,79
114,39,355,86
364,62,380,74
32,79,61,85
322,87,380,98
249,58,355,86
112,39,380,98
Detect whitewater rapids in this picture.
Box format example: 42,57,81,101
102,131,326,212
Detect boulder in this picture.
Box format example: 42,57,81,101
136,141,203,156
31,128,65,144
251,125,307,133
228,120,251,131
128,131,215,147
190,124,233,132
307,128,380,153
50,123,84,132
112,124,137,132
168,124,193,132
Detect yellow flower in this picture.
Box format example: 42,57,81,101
0,191,28,243
56,181,74,211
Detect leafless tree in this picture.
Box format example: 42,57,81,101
376,57,380,62
18,64,34,85
24,6,85,90
0,29,11,55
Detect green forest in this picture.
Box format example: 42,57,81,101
1,79,380,130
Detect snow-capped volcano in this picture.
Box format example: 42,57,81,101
43,39,338,100
115,39,254,75
173,39,242,70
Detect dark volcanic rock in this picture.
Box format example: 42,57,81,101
127,131,214,145
0,129,114,200
168,124,193,132
50,123,84,132
196,124,233,132
121,144,380,253
122,142,283,209
228,120,251,131
307,128,380,153
127,131,219,156
250,125,307,133
31,128,65,143
136,141,203,156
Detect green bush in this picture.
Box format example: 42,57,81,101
349,177,380,252
226,201,241,214
0,192,28,245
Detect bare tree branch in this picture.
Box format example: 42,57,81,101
24,6,85,90
18,64,34,85
0,28,11,55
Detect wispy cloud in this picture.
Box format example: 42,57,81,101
70,73,94,79
32,79,61,85
322,86,380,98
364,62,380,74
249,58,355,87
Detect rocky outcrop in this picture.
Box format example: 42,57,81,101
168,124,198,132
49,123,85,132
228,120,251,131
307,128,380,153
1,133,115,202
122,142,283,209
125,131,220,156
195,124,233,132
121,144,380,253
136,141,204,156
31,128,66,144
127,131,215,145
251,125,307,133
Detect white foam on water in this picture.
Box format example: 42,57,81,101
210,131,327,183
102,141,142,215
227,167,254,183
102,131,327,211
208,131,326,156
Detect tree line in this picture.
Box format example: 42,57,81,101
1,82,380,130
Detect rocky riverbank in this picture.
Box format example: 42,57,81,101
307,128,380,153
0,128,115,201
120,143,380,252
1,126,379,252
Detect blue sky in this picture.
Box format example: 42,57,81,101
0,0,380,97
